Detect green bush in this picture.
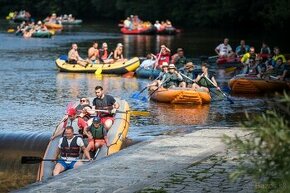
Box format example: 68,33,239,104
224,92,290,193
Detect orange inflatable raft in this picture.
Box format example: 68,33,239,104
229,75,290,94
149,87,211,104
44,22,63,30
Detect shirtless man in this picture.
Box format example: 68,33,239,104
88,42,100,64
68,43,88,67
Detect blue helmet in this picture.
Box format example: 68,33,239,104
93,117,101,123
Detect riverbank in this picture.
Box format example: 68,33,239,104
15,127,253,193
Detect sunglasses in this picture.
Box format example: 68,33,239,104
80,99,86,102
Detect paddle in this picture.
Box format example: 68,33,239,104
131,73,163,100
202,75,234,104
94,109,150,116
51,102,74,140
147,76,171,101
95,52,113,75
149,50,163,79
179,72,196,83
21,156,91,164
131,86,148,100
200,55,219,61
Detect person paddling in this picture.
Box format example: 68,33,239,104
51,107,88,140
93,86,120,130
52,126,91,176
195,63,220,92
148,62,169,88
179,62,197,88
160,64,186,89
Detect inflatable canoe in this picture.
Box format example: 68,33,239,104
61,19,82,25
45,22,63,30
216,56,241,65
149,87,211,104
135,67,161,79
37,98,130,181
156,27,178,35
121,27,156,35
55,57,140,74
13,16,30,23
31,31,53,38
229,75,290,93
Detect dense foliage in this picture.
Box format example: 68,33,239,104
1,0,290,29
224,92,290,193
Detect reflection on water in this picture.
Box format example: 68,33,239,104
0,132,50,192
149,103,210,125
55,73,141,99
122,35,176,57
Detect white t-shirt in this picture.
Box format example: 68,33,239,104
154,23,161,30
216,43,232,56
140,59,156,69
124,20,131,28
58,136,84,161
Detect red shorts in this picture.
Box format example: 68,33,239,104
101,116,114,124
88,139,106,151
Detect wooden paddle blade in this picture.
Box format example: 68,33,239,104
95,67,102,75
130,111,150,116
21,156,42,164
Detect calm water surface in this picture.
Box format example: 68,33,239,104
0,20,289,192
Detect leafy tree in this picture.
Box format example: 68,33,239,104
224,93,290,193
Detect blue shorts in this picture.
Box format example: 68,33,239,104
57,159,77,170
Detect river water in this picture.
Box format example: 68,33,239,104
0,20,289,192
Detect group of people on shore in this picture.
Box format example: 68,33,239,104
215,38,289,80
51,86,119,176
140,44,219,92
122,15,174,30
67,42,126,67
15,20,50,38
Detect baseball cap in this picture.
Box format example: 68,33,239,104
93,117,101,123
67,108,76,116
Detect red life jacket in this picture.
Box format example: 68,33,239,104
101,50,108,60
